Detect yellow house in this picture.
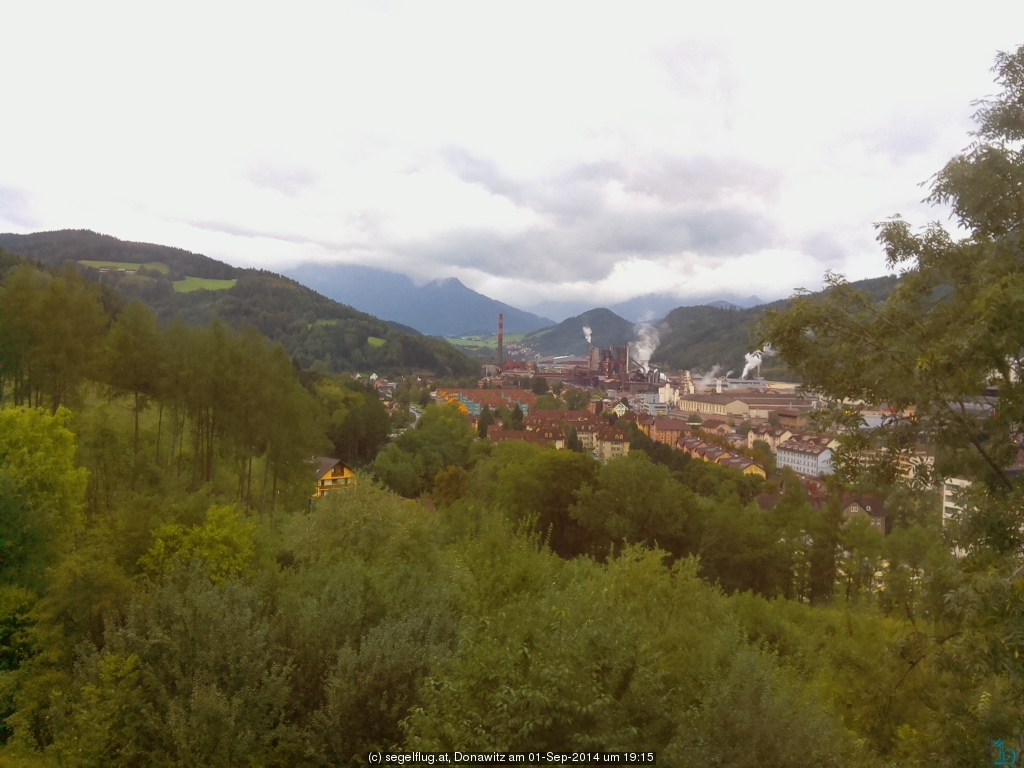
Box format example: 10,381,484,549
313,457,357,498
719,455,768,478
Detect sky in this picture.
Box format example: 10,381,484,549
2,1,1023,315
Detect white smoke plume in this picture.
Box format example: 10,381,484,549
697,365,723,392
631,322,660,373
582,326,592,344
741,344,776,378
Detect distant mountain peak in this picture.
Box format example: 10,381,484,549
284,263,553,337
428,276,465,289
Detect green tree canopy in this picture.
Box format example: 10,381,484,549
0,407,87,590
571,452,691,558
758,45,1024,708
104,299,163,460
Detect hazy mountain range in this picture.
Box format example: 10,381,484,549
0,229,901,382
285,262,770,335
610,293,764,322
285,264,554,337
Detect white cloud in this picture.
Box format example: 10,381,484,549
1,0,1022,309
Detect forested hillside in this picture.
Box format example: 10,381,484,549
0,231,479,379
652,274,900,377
0,230,239,280
522,307,634,356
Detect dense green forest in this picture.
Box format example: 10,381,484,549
0,230,240,281
2,46,1024,767
0,231,479,379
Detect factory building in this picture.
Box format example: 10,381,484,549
676,392,818,420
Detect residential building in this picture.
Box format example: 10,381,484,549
746,426,793,452
855,446,936,485
491,414,630,461
777,439,834,477
757,491,889,534
678,437,765,477
313,457,357,498
487,426,559,448
594,427,630,461
647,417,691,446
842,494,888,534
435,388,537,418
942,477,972,527
697,418,732,437
720,456,767,478
608,402,628,417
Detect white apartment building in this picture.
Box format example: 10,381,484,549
777,441,834,477
942,477,972,526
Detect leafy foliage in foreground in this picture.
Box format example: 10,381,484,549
758,45,1024,754
0,402,1000,768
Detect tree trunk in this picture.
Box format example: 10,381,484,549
246,448,254,509
271,468,278,521
133,391,140,462
155,402,164,466
260,445,271,524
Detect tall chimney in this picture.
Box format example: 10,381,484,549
498,313,504,367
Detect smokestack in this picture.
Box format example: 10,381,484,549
498,314,504,367
716,377,722,394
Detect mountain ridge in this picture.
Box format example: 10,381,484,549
521,308,635,358
0,230,480,379
284,263,554,337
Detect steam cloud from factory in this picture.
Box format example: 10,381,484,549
630,322,660,374
582,325,592,344
741,344,776,378
697,365,723,391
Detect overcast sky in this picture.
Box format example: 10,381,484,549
2,2,1023,312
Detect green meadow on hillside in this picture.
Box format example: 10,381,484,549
172,276,237,292
445,332,525,350
78,259,170,274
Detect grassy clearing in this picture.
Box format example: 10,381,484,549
79,260,169,273
445,332,525,350
314,319,338,327
368,336,386,348
80,260,140,271
173,277,237,293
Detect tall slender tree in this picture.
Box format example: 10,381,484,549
104,300,163,463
